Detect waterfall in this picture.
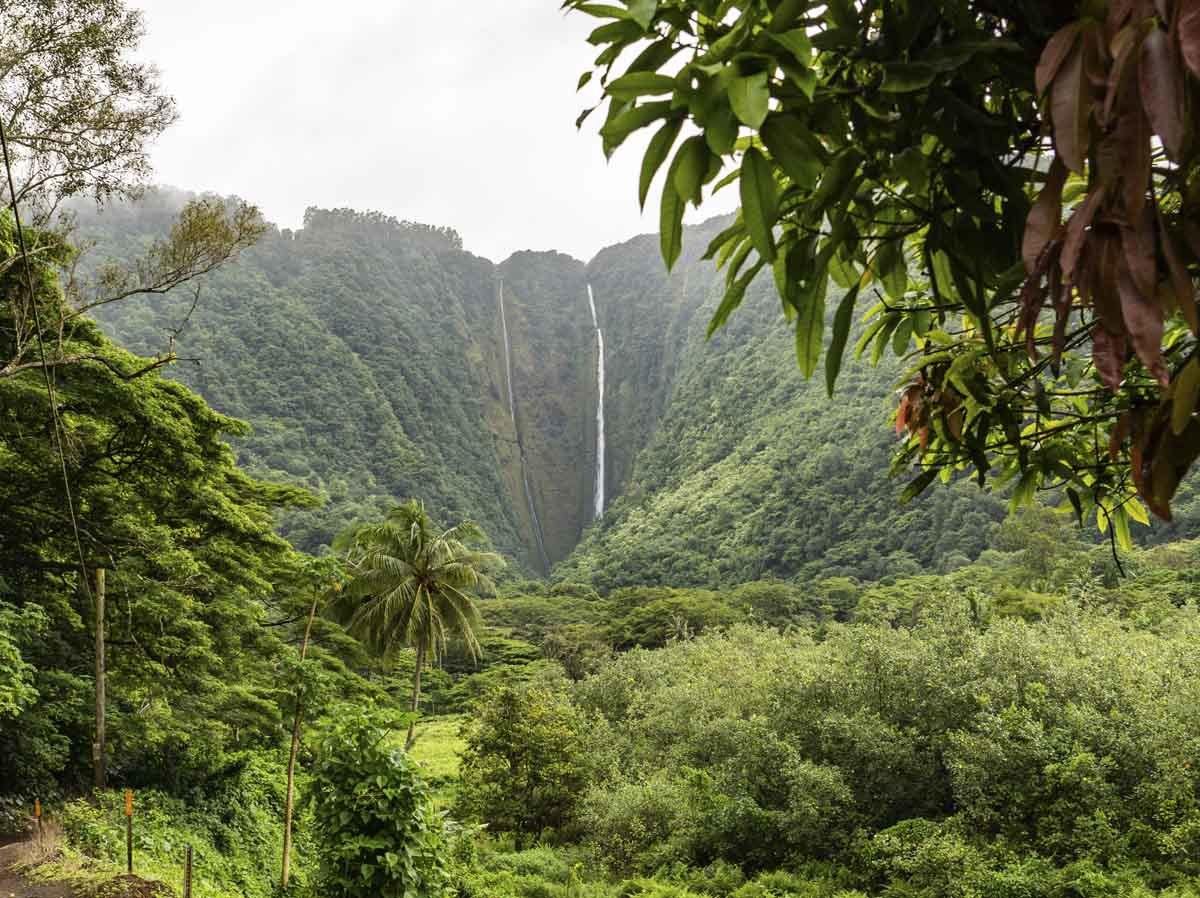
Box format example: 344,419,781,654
587,284,606,519
497,279,549,570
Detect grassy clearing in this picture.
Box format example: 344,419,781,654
407,714,468,806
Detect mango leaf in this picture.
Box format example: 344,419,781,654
606,72,676,100
875,239,907,300
1139,27,1185,159
795,256,830,377
1183,3,1200,79
770,29,812,62
1021,158,1067,274
660,151,686,269
601,100,672,155
881,62,936,92
672,136,711,206
900,469,938,504
760,115,825,190
739,147,778,262
639,118,683,209
626,0,658,29
728,72,770,128
1049,40,1090,173
1035,23,1081,96
1172,358,1200,436
826,284,860,396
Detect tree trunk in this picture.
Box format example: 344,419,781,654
281,594,320,890
92,567,106,791
405,643,424,750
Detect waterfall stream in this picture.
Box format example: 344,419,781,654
497,279,549,570
587,284,606,520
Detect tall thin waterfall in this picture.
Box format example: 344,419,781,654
497,279,549,570
587,284,606,519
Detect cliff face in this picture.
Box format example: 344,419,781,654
81,191,1018,582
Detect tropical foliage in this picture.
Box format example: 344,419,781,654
566,0,1200,540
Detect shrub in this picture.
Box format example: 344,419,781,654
456,685,594,846
309,710,451,898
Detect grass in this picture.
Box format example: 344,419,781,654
407,714,468,807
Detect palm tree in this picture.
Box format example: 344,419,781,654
332,500,502,748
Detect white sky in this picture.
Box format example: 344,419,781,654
132,0,736,264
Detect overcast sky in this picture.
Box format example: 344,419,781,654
132,0,735,264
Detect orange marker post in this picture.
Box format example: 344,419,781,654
34,798,43,852
124,789,133,873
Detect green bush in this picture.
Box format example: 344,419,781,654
456,685,595,846
308,710,451,898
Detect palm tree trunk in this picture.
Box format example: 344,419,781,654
281,594,319,890
405,643,424,750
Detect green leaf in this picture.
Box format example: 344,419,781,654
639,117,683,209
739,147,778,262
881,62,937,92
626,0,658,29
672,136,711,206
760,115,824,190
900,469,939,504
660,159,685,270
826,285,860,396
606,72,676,100
875,240,908,301
795,258,830,377
1172,357,1200,435
600,100,672,156
769,28,812,62
577,70,593,90
728,72,770,128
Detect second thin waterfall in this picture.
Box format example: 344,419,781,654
587,284,605,520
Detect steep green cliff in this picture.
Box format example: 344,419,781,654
79,190,1097,587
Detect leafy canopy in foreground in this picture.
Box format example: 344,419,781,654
567,0,1200,541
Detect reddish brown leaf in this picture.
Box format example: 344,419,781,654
1119,104,1152,219
1061,185,1108,282
1103,25,1139,126
1120,204,1158,299
1139,26,1186,158
1051,274,1072,367
1110,411,1133,460
1117,262,1169,384
1037,23,1083,96
1147,418,1200,520
1182,0,1200,79
1091,229,1128,333
1109,0,1136,28
1051,40,1092,173
1022,159,1068,274
1158,205,1199,333
1093,322,1129,391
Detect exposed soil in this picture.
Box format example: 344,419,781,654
0,840,76,898
0,840,169,898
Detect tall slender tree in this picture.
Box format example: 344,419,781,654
333,501,501,748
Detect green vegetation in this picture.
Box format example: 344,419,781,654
333,500,502,747
4,3,1200,898
568,0,1200,535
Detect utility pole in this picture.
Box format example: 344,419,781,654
93,567,106,790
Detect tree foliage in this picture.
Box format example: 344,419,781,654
567,0,1200,539
0,0,176,212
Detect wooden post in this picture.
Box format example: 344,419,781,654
124,788,133,874
183,844,193,898
281,593,320,889
34,798,42,853
92,567,106,790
